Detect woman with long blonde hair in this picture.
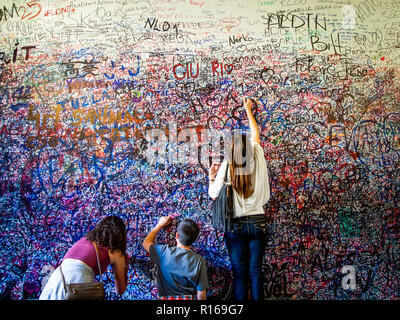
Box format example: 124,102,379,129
208,98,271,300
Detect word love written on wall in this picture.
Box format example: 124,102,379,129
0,0,399,300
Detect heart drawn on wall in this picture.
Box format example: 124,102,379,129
224,63,234,74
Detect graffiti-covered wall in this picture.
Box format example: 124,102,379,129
0,0,399,300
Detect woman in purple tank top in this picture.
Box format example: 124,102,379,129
39,216,129,299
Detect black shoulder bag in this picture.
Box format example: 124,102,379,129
211,166,234,233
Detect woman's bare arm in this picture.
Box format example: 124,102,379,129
244,98,260,145
109,250,129,295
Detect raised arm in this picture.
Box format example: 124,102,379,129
244,98,260,145
142,216,172,253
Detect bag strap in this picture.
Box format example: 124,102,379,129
224,162,230,184
58,243,103,292
93,242,103,283
224,163,234,232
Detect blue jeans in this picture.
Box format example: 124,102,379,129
225,218,267,300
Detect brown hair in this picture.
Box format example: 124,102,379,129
86,215,127,254
228,134,254,199
177,218,200,246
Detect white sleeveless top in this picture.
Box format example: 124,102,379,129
208,143,270,218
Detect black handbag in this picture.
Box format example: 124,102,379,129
59,242,105,300
211,166,234,233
